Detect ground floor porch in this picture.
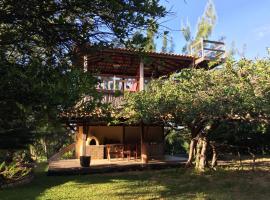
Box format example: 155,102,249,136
48,155,187,175
75,124,165,163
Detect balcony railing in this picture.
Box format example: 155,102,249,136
100,90,124,107
190,39,225,65
96,76,139,92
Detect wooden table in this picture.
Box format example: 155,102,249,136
106,144,131,161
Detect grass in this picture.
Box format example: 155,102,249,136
1,158,270,200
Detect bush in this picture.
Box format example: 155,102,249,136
0,161,32,184
61,150,75,160
165,129,189,155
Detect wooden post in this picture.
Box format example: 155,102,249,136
113,75,116,91
122,78,125,92
141,121,148,163
139,60,144,91
81,125,88,156
81,134,86,156
162,126,165,156
201,38,204,58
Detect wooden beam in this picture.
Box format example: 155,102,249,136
203,39,225,45
203,48,225,53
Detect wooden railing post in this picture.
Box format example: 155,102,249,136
201,39,204,58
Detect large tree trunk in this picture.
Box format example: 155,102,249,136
194,137,208,172
198,137,208,171
211,143,218,168
195,138,202,169
186,138,197,167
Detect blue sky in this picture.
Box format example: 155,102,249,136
156,0,270,58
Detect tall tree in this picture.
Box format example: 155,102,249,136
181,0,217,54
169,36,175,53
161,31,169,53
0,0,167,154
121,58,270,171
145,19,157,51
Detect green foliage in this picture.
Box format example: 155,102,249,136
181,0,217,53
61,150,76,160
161,31,169,53
0,160,32,183
209,121,270,154
194,0,217,42
145,19,158,51
0,0,167,153
169,36,175,53
165,129,189,155
0,162,31,181
121,58,270,158
0,61,100,150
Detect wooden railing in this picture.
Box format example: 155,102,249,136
190,39,225,64
48,143,75,162
100,90,125,107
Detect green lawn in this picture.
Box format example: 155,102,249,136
1,161,270,200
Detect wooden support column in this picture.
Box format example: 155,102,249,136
122,78,125,92
201,38,204,58
139,60,144,91
113,75,116,91
141,121,148,163
81,125,88,156
162,126,165,156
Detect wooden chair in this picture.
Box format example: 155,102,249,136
122,145,131,161
132,144,139,161
125,144,139,161
107,144,124,162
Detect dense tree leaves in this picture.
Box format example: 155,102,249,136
0,60,100,149
0,0,166,65
121,58,270,170
181,0,217,53
0,0,167,152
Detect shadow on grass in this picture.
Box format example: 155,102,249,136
1,162,270,200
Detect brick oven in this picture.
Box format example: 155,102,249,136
85,136,104,159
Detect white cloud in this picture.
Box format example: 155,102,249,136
255,25,270,39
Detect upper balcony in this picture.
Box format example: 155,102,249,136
97,76,152,107
190,39,226,68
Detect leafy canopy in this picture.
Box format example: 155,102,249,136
0,0,167,150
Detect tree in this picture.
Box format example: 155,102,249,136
0,0,167,158
121,58,270,171
169,36,175,53
161,31,169,53
181,0,217,53
145,19,158,51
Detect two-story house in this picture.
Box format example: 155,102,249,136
48,40,225,174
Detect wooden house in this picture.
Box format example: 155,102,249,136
48,40,225,174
